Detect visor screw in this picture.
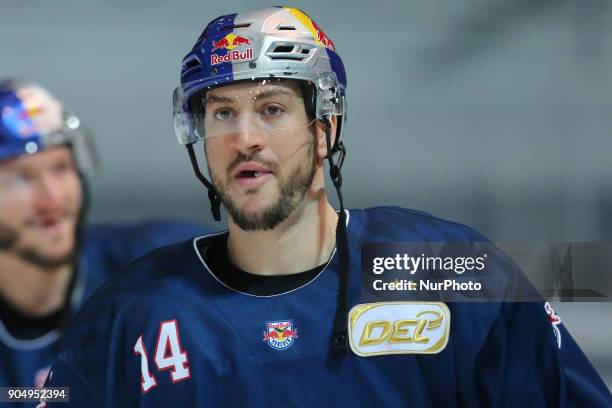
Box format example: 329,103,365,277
249,62,257,68
210,67,218,75
25,141,39,154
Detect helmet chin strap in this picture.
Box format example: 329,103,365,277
322,117,350,354
186,143,221,221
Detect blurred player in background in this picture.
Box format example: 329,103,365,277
0,80,208,392
45,7,611,407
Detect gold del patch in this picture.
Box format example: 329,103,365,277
348,302,450,357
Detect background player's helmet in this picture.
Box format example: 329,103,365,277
0,79,96,174
173,6,347,148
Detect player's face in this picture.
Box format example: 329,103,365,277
0,147,82,268
203,80,318,231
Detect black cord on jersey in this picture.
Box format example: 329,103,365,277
323,118,350,354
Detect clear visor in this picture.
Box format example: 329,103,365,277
36,113,98,176
173,79,319,145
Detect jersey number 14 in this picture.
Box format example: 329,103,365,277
133,319,191,393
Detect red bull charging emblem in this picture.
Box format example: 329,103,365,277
282,7,336,51
210,33,253,66
262,320,298,350
1,105,36,138
310,19,335,51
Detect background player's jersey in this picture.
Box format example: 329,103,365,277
0,220,208,396
45,208,611,407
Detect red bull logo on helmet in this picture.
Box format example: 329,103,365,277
310,19,335,51
283,7,336,51
210,33,253,66
262,320,298,350
1,104,36,139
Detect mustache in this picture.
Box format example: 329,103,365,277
0,210,73,249
0,210,79,270
226,152,279,176
23,211,71,228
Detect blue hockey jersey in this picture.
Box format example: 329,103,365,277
44,208,611,407
0,220,208,398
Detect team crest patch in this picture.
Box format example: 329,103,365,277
262,320,298,350
545,302,562,349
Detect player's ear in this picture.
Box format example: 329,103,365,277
315,115,337,160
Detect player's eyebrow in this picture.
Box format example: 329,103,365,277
251,89,296,102
205,94,239,105
205,88,296,106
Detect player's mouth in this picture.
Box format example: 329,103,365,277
233,162,274,188
31,215,68,235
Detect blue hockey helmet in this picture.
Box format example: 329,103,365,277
173,6,347,148
0,80,96,174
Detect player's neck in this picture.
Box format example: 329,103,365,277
226,197,339,276
0,253,73,317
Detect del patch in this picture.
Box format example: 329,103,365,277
348,302,450,357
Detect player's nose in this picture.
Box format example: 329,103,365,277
230,116,266,154
33,174,64,212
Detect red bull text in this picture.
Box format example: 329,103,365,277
210,33,253,65
211,48,253,66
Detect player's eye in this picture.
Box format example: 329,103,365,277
52,159,73,174
0,173,29,189
261,104,285,117
212,109,234,121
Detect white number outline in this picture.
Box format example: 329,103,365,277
133,319,191,394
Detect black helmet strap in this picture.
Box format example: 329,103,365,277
186,143,221,221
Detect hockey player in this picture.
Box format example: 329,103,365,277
44,7,611,407
0,80,208,393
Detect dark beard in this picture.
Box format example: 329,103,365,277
211,147,317,231
0,222,76,270
15,247,76,269
0,224,18,249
